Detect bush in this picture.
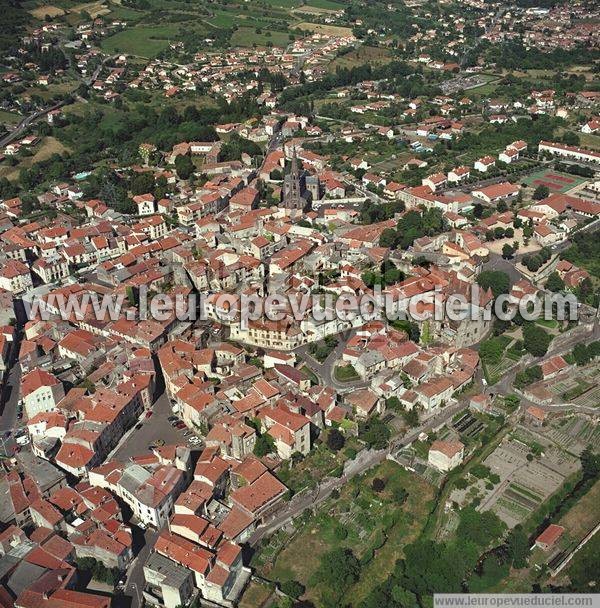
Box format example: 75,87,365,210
326,428,345,452
372,477,386,492
280,580,305,600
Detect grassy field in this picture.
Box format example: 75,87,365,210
305,0,346,9
256,461,435,606
0,137,69,181
277,437,361,493
22,80,79,101
231,27,292,48
262,0,299,7
101,24,181,57
71,0,111,17
238,579,274,608
29,4,65,18
328,45,393,71
0,110,22,125
579,132,600,151
558,479,600,539
296,21,353,36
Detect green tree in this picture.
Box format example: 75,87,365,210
546,271,565,292
456,507,506,549
533,184,550,200
326,428,345,452
174,154,194,180
253,433,275,457
380,228,399,249
477,271,510,298
506,524,529,569
502,243,514,259
280,580,305,599
130,172,154,195
523,323,552,357
313,547,360,604
572,343,591,366
359,416,390,449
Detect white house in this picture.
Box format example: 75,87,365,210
133,193,156,216
428,440,464,472
21,369,65,419
474,156,495,173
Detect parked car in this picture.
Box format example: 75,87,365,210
145,411,153,419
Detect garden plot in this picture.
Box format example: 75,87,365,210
477,432,579,528
544,362,600,407
543,415,600,456
452,412,486,439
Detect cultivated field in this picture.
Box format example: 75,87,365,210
477,430,580,528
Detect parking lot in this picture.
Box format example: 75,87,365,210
112,391,202,461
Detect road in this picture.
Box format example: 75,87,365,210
248,399,463,546
295,328,367,391
0,101,67,149
118,528,159,608
0,305,26,453
485,321,600,400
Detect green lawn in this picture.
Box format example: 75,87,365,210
207,9,239,28
261,0,299,7
536,318,559,329
334,364,360,382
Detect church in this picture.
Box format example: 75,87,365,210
281,148,318,214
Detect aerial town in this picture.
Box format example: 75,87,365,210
0,0,599,607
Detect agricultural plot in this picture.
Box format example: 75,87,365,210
0,137,70,181
452,412,486,440
231,27,292,48
478,431,579,528
544,361,600,408
543,415,600,456
296,22,353,36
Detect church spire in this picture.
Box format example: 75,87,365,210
291,145,299,179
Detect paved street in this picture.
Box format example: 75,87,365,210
119,528,159,608
296,328,367,391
